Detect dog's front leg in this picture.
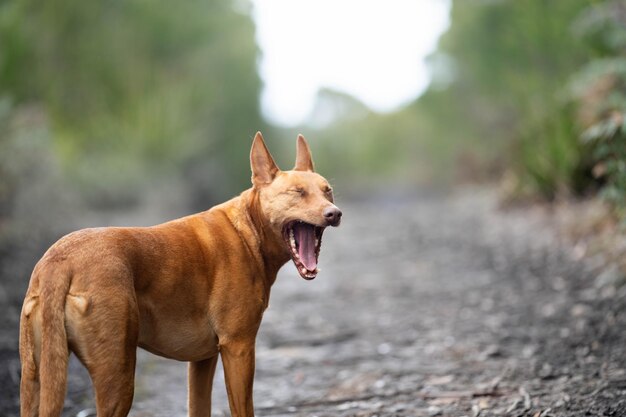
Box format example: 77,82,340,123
221,340,256,417
189,355,219,417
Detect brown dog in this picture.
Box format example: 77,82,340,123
19,132,341,417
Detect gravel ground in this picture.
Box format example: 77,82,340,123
2,187,625,416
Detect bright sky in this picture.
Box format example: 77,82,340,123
251,0,451,127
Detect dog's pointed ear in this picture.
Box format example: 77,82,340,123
294,134,315,172
250,131,279,186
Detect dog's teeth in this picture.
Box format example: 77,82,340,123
289,229,296,250
300,267,307,275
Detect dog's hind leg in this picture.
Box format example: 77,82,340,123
89,358,136,417
188,355,219,417
69,290,139,417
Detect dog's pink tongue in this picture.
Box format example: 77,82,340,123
295,224,317,270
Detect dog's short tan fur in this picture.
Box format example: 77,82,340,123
19,133,341,417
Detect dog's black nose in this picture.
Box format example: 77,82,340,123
323,206,342,226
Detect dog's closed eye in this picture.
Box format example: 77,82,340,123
290,187,306,196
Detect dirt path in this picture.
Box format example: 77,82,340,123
98,188,623,417
6,188,626,416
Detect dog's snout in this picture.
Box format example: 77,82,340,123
323,206,342,226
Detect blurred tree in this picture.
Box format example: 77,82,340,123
299,0,597,196
422,0,594,197
0,0,263,206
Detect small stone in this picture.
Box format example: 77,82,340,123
571,303,590,317
539,363,554,379
377,343,392,355
428,405,442,416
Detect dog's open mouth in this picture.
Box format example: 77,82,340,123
283,221,325,280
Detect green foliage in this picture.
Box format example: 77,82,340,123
0,0,262,204
292,89,428,190
570,1,626,215
429,0,594,196
306,0,598,196
3,0,624,214
514,104,588,199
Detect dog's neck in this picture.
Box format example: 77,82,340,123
227,188,291,285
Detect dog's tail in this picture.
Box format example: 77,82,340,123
20,265,71,417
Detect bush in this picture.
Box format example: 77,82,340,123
570,2,626,217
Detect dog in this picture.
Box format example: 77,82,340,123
19,132,341,417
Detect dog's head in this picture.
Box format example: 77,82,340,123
250,132,341,280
